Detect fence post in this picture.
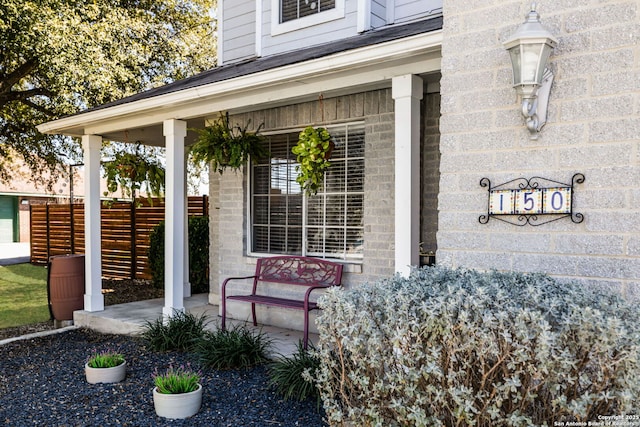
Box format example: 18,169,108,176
131,199,137,280
45,203,51,260
70,200,75,254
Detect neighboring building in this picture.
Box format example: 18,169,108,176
0,167,81,243
38,0,640,330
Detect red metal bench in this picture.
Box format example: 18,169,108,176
221,256,343,349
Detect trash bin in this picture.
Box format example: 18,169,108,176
48,254,85,322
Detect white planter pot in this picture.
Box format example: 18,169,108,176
153,384,203,419
85,361,127,384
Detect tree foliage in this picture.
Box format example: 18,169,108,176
0,0,217,189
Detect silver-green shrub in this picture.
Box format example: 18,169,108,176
314,266,640,426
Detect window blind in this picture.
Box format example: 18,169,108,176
251,124,364,260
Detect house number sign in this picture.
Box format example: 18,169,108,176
479,173,584,226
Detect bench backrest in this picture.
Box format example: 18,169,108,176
254,256,343,290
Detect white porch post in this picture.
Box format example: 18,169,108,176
183,145,191,298
163,119,187,318
392,74,423,276
82,134,104,311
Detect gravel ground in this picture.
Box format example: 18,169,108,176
0,328,326,427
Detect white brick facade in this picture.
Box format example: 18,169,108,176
439,0,640,298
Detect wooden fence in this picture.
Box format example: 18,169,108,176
30,196,208,280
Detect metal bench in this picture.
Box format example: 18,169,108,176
221,256,343,349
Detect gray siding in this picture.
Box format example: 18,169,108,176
395,0,442,24
222,0,256,64
260,0,359,56
371,0,387,28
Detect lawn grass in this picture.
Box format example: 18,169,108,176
0,263,50,329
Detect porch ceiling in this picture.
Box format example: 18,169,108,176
38,25,442,146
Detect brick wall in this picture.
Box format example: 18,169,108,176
421,92,441,256
439,1,640,298
210,89,399,298
208,89,405,328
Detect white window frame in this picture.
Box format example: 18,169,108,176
270,0,346,36
247,122,364,262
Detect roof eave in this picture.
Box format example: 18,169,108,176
37,29,442,138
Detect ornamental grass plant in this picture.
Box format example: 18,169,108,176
141,311,209,352
315,266,640,426
196,324,272,370
86,350,125,368
153,365,201,394
268,340,321,406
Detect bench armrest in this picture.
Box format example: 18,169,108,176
303,284,337,311
222,275,257,297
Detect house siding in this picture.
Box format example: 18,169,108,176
260,0,359,57
394,0,442,24
371,0,386,28
221,0,256,64
438,0,640,298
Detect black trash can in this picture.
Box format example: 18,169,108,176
47,254,85,321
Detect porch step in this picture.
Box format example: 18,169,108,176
72,294,315,357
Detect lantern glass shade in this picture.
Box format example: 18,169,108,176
508,41,554,87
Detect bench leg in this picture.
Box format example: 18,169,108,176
251,303,257,326
303,311,309,350
221,297,226,331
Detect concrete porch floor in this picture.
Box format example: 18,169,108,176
73,293,316,357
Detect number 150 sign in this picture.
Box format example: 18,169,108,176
489,187,571,215
480,174,585,226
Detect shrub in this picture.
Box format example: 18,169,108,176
196,324,272,370
314,266,640,426
141,310,209,352
148,216,210,294
269,341,321,405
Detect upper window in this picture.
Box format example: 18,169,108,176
281,0,336,23
250,124,364,261
271,0,345,36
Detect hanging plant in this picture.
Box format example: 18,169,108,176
102,144,165,200
190,112,268,174
291,126,334,196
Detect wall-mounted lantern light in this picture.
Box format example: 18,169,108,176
503,3,558,139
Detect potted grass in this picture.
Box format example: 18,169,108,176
85,350,126,384
291,126,334,195
152,365,203,419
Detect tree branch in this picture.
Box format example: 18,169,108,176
22,98,57,117
0,58,39,95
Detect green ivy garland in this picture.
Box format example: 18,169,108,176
292,126,333,196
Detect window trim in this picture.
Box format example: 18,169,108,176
270,0,346,36
247,121,364,263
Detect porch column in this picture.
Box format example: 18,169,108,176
392,74,423,276
163,119,187,318
183,145,191,298
82,134,104,311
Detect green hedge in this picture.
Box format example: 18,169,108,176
148,216,209,294
315,266,640,426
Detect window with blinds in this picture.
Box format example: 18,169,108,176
251,124,364,261
280,0,336,23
